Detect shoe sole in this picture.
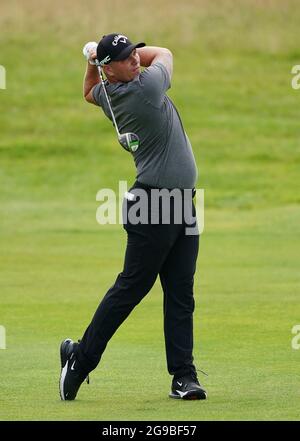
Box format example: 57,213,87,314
59,338,73,401
169,389,207,400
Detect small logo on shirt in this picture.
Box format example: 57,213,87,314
112,35,128,46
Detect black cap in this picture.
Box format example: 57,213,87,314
96,33,145,66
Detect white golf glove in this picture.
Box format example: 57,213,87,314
82,41,98,65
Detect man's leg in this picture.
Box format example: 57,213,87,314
159,228,199,379
76,222,175,373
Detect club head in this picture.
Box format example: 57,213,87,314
118,133,139,153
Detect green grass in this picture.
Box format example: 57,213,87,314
1,0,300,421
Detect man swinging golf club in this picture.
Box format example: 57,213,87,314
59,33,207,401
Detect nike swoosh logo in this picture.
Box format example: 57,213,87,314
71,360,76,371
177,381,183,386
175,389,207,399
176,390,189,398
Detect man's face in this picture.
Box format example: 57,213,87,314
105,49,141,83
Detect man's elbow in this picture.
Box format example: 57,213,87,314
84,94,91,103
161,48,173,58
84,89,95,104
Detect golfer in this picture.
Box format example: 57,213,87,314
59,33,207,401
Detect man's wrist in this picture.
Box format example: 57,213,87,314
87,61,97,70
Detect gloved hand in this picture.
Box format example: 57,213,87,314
82,41,98,65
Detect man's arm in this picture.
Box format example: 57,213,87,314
83,41,100,105
137,46,173,80
83,62,99,104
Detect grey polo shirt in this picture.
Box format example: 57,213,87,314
92,62,198,189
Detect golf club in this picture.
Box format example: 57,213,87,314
94,59,140,153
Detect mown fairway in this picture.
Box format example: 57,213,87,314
0,0,299,420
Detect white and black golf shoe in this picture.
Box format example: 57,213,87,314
169,373,207,400
59,338,89,401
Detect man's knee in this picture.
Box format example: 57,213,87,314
113,271,157,302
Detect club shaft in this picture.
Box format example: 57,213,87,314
95,62,120,137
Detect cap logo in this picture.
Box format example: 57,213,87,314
112,34,128,46
100,55,111,66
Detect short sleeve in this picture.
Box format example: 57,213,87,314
139,62,171,108
92,83,103,107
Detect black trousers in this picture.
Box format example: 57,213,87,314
77,181,199,379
